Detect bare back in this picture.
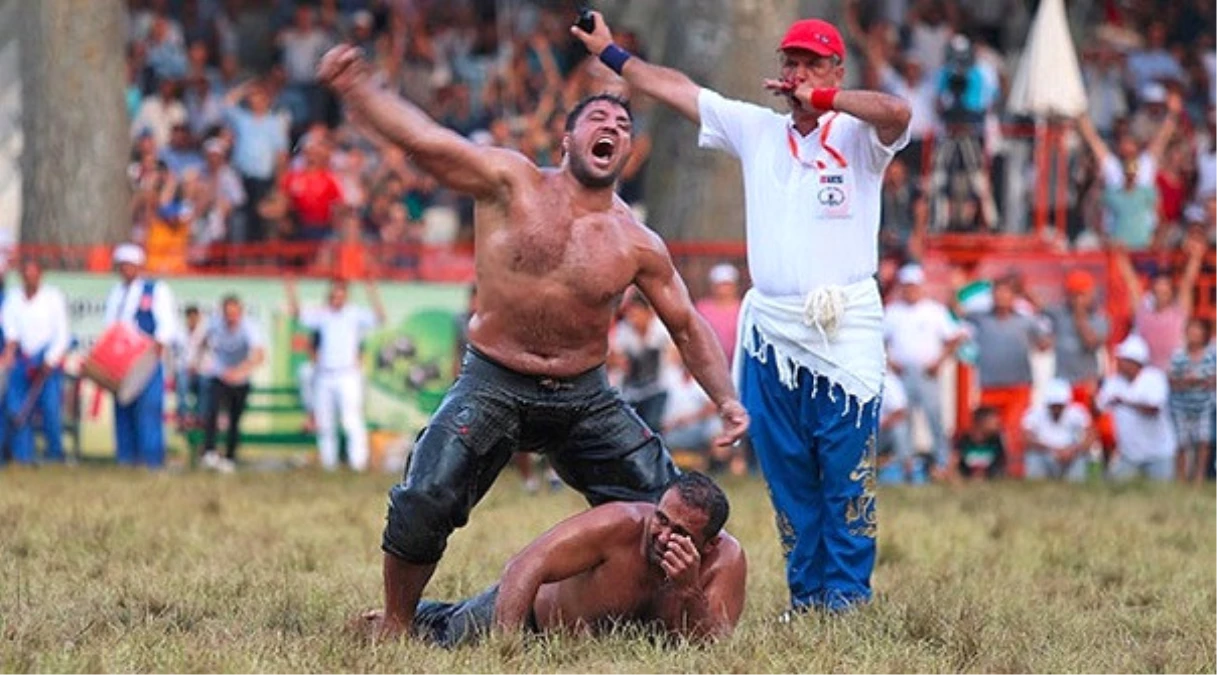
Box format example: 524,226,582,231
468,169,652,377
529,503,745,635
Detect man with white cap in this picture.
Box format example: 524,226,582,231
883,263,964,476
1021,379,1096,482
1096,335,1176,482
573,10,911,613
0,260,71,464
104,243,180,468
695,263,743,364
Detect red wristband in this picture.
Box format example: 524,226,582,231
808,87,839,111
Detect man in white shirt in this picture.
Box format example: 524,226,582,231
0,260,71,464
1097,335,1176,482
1022,379,1096,482
286,277,384,471
573,12,911,613
104,243,180,468
884,264,963,474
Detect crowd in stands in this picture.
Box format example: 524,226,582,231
125,0,644,274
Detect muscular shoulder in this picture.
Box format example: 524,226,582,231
582,501,653,537
704,531,746,575
486,146,543,194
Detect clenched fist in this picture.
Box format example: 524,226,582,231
317,44,370,96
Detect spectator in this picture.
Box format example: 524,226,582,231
145,14,189,82
879,157,927,260
1080,41,1129,138
132,78,188,149
961,275,1052,476
1097,335,1176,482
276,5,335,124
175,303,209,430
694,263,742,364
285,277,386,472
1045,270,1109,401
223,82,289,243
953,405,1005,481
1154,141,1193,229
1168,318,1216,484
660,360,720,473
159,123,204,177
1125,21,1186,94
0,260,71,466
200,137,246,244
198,295,266,473
1117,239,1205,370
1022,379,1096,482
885,264,964,474
875,367,917,485
610,292,673,433
929,34,999,231
280,136,345,243
184,75,226,138
858,29,936,180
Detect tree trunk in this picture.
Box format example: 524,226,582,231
640,0,798,246
19,0,129,248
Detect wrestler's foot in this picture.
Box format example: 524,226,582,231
351,608,410,641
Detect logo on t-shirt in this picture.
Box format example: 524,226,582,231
818,186,845,207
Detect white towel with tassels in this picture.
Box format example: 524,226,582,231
733,278,886,407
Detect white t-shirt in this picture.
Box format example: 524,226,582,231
1095,367,1175,462
299,304,379,372
1021,403,1091,452
698,89,910,296
1,286,71,367
884,298,961,370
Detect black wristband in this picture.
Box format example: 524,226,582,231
599,43,631,75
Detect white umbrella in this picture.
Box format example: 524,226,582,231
1007,0,1089,118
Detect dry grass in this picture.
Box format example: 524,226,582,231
0,465,1213,673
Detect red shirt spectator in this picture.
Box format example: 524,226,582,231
694,263,743,363
280,138,343,239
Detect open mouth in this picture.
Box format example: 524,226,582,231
591,136,616,164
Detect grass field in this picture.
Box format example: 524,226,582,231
0,465,1213,673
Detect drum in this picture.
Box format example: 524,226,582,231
82,323,159,406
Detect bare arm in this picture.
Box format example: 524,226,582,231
284,277,301,319
364,279,387,325
1071,306,1104,352
570,12,702,124
1177,238,1205,320
1075,113,1112,167
832,89,912,147
1113,245,1144,311
1145,91,1182,166
318,45,531,199
632,228,749,446
494,504,635,632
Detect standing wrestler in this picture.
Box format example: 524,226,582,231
316,46,749,638
573,14,910,613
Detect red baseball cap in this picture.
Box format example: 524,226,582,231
780,19,845,62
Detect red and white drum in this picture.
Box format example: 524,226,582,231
81,323,159,405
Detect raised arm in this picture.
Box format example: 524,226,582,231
317,45,532,199
1075,113,1112,168
1145,91,1182,166
494,504,635,632
632,227,749,446
364,278,387,325
571,12,702,124
1113,245,1145,312
284,276,301,320
1177,237,1205,320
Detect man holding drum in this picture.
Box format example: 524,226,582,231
103,244,180,468
0,260,71,464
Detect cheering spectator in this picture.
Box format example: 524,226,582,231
694,264,742,364
223,82,289,243
1022,379,1096,482
1097,335,1176,482
1117,238,1205,370
1168,318,1216,484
